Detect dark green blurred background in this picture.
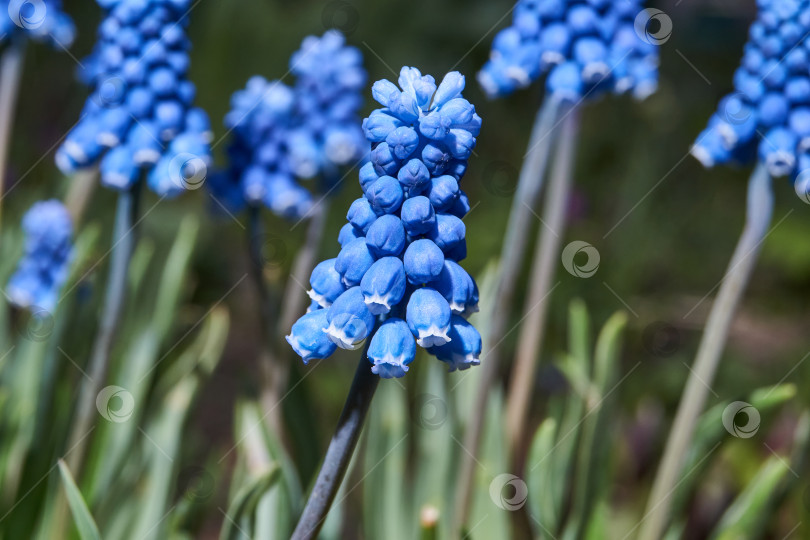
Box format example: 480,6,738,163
5,0,810,535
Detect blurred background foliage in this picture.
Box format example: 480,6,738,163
3,0,810,538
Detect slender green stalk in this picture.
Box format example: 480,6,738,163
65,168,99,225
639,163,773,540
454,97,565,531
0,39,26,231
290,338,380,540
505,106,581,450
265,199,330,410
246,206,285,439
65,185,141,475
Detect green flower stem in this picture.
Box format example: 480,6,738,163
65,184,141,475
0,38,26,231
265,199,330,411
246,206,285,439
291,337,380,540
454,97,565,531
505,105,581,450
65,168,99,226
639,163,773,540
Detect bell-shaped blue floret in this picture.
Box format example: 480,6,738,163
427,175,460,212
368,318,416,378
286,309,337,363
429,315,482,371
406,287,452,348
400,196,436,236
434,260,477,315
403,239,445,284
360,257,407,315
347,197,378,233
335,237,376,287
365,214,406,258
100,146,138,190
338,223,363,247
365,175,404,214
428,214,467,261
325,287,376,349
397,158,431,196
308,258,346,308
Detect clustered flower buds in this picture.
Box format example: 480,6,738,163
55,0,212,197
7,200,73,313
693,0,810,185
1,0,75,48
287,67,483,379
478,0,658,101
210,31,366,219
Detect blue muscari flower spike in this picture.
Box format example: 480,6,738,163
692,0,810,187
287,67,483,378
55,0,212,198
1,0,75,48
478,0,660,102
7,200,73,313
209,31,366,220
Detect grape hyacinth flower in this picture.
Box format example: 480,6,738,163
286,67,483,379
642,3,785,538
7,200,73,313
478,0,659,102
55,0,212,197
211,31,365,220
691,0,810,188
1,0,75,47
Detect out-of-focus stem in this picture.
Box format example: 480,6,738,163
454,97,566,532
290,336,379,540
270,199,330,401
639,163,773,540
65,168,99,225
0,39,26,231
65,184,141,474
505,105,580,450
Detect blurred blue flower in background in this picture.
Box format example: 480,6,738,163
55,0,212,197
7,199,73,313
1,0,75,48
478,0,660,102
287,67,483,378
692,0,810,189
210,30,366,220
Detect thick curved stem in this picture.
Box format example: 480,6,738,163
65,185,141,474
290,339,380,540
0,39,26,231
638,164,773,540
454,98,565,532
505,107,580,450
